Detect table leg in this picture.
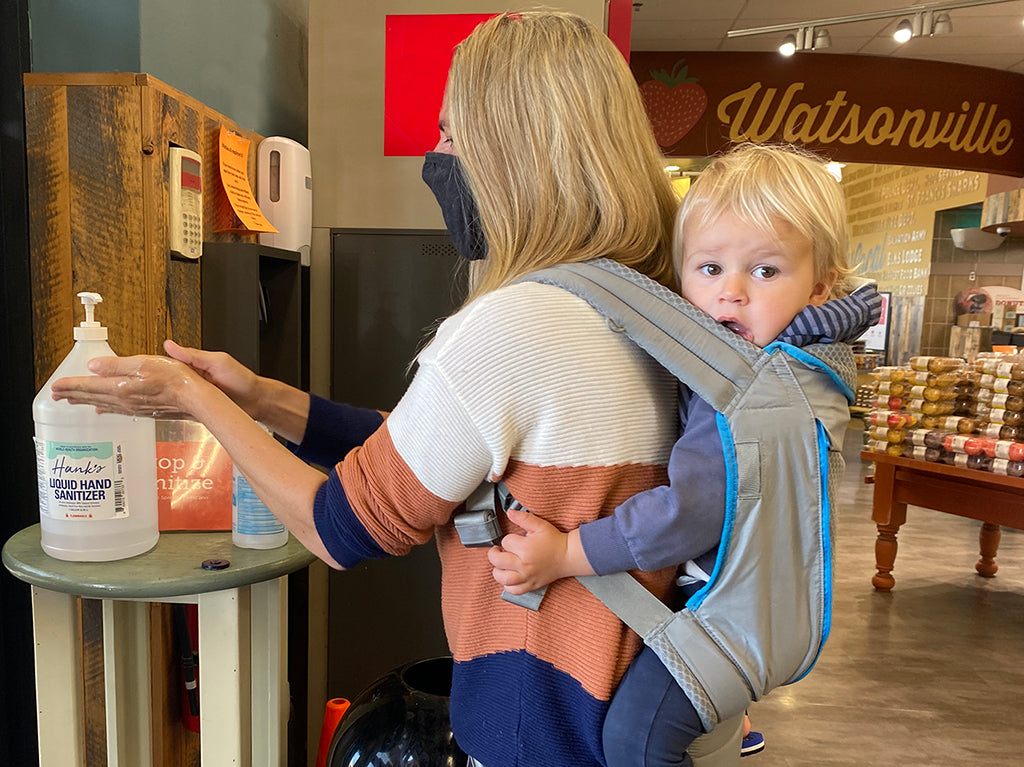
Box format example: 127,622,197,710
102,599,153,767
976,522,1001,577
870,461,905,592
198,587,251,767
250,577,288,767
873,520,901,591
31,586,85,766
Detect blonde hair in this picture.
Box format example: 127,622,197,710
445,11,678,303
676,143,852,298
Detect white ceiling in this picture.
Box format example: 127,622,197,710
630,0,1024,74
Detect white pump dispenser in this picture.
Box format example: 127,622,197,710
32,292,159,561
74,291,107,340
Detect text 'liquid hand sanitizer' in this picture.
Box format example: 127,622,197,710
32,292,159,561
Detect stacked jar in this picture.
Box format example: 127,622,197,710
866,366,915,457
971,354,1024,476
866,357,979,465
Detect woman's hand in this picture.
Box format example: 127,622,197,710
50,350,208,419
163,340,264,420
487,508,594,594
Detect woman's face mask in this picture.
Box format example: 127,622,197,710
421,151,488,261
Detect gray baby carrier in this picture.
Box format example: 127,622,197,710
476,258,857,732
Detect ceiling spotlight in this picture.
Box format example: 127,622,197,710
813,27,832,50
826,162,846,183
932,12,952,35
893,18,914,43
779,34,797,56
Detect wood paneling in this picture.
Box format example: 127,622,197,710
24,72,262,767
24,72,262,387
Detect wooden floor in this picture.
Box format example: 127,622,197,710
749,423,1024,766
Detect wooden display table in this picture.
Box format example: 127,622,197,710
861,451,1024,591
3,526,315,767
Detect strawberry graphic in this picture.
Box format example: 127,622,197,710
639,60,708,149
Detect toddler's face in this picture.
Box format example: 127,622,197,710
678,211,830,347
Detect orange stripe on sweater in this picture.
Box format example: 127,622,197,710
441,460,677,701
339,424,457,555
340,430,677,701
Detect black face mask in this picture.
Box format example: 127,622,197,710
421,151,488,261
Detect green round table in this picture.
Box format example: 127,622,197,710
3,525,315,767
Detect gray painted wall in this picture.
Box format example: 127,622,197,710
29,0,307,142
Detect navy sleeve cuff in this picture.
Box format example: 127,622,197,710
290,394,385,467
579,514,639,575
312,469,389,568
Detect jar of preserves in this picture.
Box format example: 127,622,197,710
943,434,985,455
995,362,1024,380
902,445,929,461
981,423,1004,439
1000,425,1024,441
874,380,906,396
991,459,1024,477
873,394,904,410
922,430,954,449
994,378,1024,396
992,440,1024,461
970,401,992,418
990,408,1024,426
966,453,993,472
991,393,1024,412
920,399,956,416
956,417,982,434
923,385,958,402
928,371,961,388
870,426,906,444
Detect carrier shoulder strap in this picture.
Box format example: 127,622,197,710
523,258,759,412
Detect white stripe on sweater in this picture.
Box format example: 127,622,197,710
387,282,677,502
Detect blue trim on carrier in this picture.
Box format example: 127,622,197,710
790,420,834,683
685,412,738,611
765,341,856,404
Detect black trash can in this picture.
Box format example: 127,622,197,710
327,656,469,767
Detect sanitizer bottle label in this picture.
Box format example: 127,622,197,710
35,438,129,520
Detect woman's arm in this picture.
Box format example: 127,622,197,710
163,340,311,444
50,349,341,568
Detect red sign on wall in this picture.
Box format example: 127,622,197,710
384,14,494,157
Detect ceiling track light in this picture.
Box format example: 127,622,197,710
728,0,1013,51
893,17,916,43
932,12,953,34
779,26,831,56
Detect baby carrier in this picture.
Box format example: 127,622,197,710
461,258,857,732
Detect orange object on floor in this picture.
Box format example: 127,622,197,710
315,697,351,767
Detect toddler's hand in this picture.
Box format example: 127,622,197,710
488,508,572,594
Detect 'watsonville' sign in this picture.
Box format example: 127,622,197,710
631,51,1024,177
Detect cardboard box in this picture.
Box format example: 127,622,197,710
948,325,992,359
155,419,233,531
957,312,992,327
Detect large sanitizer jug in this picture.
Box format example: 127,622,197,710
32,292,159,561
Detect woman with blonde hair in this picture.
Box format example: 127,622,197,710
52,11,714,766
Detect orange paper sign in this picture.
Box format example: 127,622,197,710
216,125,278,233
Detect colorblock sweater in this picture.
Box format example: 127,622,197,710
294,281,680,767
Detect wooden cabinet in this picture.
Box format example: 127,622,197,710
23,72,262,388
23,73,265,766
